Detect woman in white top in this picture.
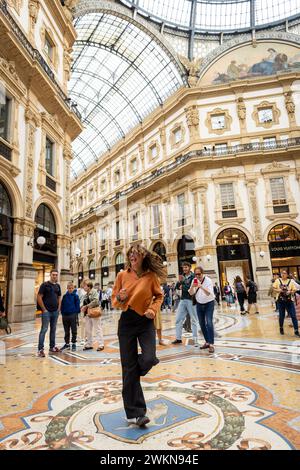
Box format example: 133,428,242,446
189,266,215,353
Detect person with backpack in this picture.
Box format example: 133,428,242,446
246,277,259,314
234,276,247,315
60,282,80,351
273,270,299,337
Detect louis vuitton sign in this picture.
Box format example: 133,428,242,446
269,241,300,258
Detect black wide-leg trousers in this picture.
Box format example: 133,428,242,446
118,308,158,419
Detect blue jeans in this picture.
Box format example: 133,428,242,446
38,310,59,351
278,300,298,331
196,300,215,345
175,299,199,340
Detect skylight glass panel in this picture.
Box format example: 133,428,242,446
70,12,183,177
196,1,250,31
255,0,300,25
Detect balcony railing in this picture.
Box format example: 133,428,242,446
71,137,300,225
0,0,81,120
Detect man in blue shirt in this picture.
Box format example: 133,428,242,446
172,262,199,345
37,269,62,357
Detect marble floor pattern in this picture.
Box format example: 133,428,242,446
0,303,299,450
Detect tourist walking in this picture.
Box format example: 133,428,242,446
172,262,199,346
246,277,259,314
189,266,215,353
273,270,299,337
81,281,104,351
37,269,62,357
112,244,164,427
213,282,221,305
234,276,247,315
60,282,80,351
223,282,235,307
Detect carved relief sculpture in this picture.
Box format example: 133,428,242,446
284,91,296,125
246,181,262,241
185,105,199,140
63,0,79,21
178,55,202,88
29,0,40,42
237,97,246,130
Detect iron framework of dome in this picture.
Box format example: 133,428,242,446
69,11,185,178
120,0,300,33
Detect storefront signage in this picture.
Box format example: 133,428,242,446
269,241,300,258
217,244,250,261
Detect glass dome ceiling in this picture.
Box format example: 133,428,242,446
120,0,300,32
69,12,184,178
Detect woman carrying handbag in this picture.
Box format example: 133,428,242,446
81,281,104,351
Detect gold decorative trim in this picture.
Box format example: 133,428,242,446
252,101,280,129
205,108,232,135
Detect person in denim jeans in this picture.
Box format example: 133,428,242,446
189,266,216,353
172,262,199,346
37,270,62,357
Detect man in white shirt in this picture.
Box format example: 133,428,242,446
189,266,215,353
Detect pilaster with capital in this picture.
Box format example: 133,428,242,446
198,186,211,247
245,178,262,241
138,142,145,172
159,126,166,158
24,106,40,219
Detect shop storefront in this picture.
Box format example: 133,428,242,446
33,204,57,311
115,252,125,276
216,228,253,289
177,235,195,273
153,242,167,262
0,181,13,316
268,224,300,279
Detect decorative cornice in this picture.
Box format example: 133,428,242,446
261,161,291,174
0,58,27,96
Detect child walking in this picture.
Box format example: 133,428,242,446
60,282,80,351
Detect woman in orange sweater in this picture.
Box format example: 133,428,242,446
112,244,165,427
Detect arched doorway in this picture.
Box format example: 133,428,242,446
153,242,167,262
0,181,14,314
101,256,109,288
177,235,195,273
77,262,83,287
89,259,95,280
33,204,57,302
216,228,253,289
268,224,300,279
115,252,125,275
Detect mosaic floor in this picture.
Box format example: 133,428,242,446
0,303,299,451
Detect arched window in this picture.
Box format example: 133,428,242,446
89,259,95,270
35,204,56,234
268,224,300,242
0,181,12,216
116,253,124,265
101,256,108,268
153,242,167,261
216,229,248,246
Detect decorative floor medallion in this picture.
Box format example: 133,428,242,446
0,378,295,450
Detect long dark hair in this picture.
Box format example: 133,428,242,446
126,244,167,282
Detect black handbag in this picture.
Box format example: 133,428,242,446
192,287,201,305
0,316,11,334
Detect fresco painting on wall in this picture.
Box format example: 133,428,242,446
201,42,300,85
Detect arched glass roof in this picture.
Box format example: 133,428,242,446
120,0,300,32
69,12,184,178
